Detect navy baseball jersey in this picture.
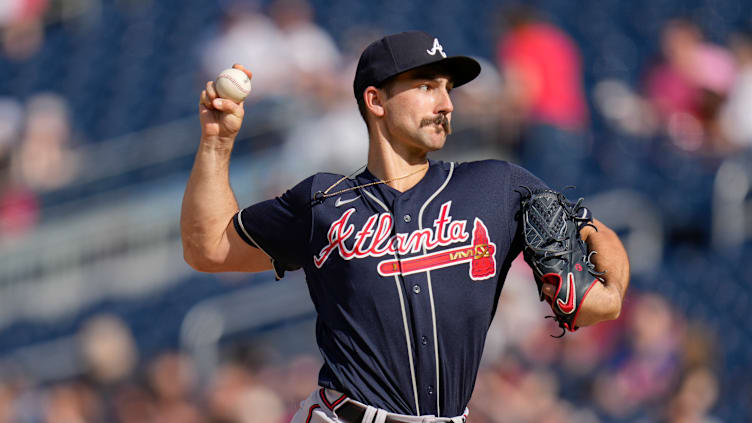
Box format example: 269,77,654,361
233,159,546,417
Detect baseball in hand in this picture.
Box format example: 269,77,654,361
215,68,252,103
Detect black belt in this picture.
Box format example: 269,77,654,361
335,401,414,423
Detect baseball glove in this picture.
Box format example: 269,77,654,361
519,188,604,336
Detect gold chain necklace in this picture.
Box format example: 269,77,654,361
313,163,430,203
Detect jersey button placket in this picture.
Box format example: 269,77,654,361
395,198,438,413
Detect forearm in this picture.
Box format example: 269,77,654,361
576,219,630,326
180,138,239,267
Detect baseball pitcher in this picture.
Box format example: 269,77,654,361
181,31,630,423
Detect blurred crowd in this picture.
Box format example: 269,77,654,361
3,2,751,236
0,259,722,423
0,0,749,421
198,0,374,190
469,259,721,423
600,18,750,155
0,91,77,238
0,0,97,239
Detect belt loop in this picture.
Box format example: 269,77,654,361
361,405,377,423
373,409,387,423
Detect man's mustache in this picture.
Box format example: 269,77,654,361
420,114,451,134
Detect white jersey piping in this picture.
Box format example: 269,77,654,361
363,188,421,415
417,161,454,415
235,211,283,279
362,189,389,212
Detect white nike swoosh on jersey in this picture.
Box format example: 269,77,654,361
335,195,361,207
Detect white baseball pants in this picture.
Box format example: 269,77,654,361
290,388,468,423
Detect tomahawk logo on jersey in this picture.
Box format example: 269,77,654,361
232,159,546,417
313,201,497,281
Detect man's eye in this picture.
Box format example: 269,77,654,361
418,84,429,91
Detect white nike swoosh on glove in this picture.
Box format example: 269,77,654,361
335,195,361,207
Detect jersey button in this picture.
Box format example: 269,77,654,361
421,336,428,345
427,385,434,395
412,284,421,294
403,214,412,223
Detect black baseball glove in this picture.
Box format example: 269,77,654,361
519,188,604,336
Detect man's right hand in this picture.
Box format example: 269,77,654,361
199,64,253,145
185,63,272,274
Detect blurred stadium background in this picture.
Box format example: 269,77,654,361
0,0,751,421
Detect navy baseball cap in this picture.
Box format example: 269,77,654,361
353,31,481,99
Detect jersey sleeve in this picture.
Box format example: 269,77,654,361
233,176,315,279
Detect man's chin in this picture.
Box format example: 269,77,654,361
410,129,447,152
425,137,446,151
424,127,448,140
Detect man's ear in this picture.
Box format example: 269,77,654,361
364,86,385,118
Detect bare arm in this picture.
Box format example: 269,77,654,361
541,219,630,326
181,65,273,273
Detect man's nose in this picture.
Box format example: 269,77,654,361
437,88,454,115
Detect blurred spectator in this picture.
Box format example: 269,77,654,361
270,24,365,190
662,323,721,423
481,255,549,365
201,0,340,102
593,293,683,419
559,320,621,379
147,352,203,423
0,379,18,423
268,0,341,96
496,6,590,188
205,361,254,422
0,0,48,61
0,98,37,238
441,57,511,160
278,354,320,418
78,314,137,386
644,18,736,154
719,31,752,150
42,381,102,423
15,93,78,192
0,99,23,151
592,79,659,138
0,0,47,26
112,383,156,423
234,384,286,423
666,366,721,423
148,352,196,401
274,81,367,188
470,359,600,423
47,0,102,30
201,1,291,100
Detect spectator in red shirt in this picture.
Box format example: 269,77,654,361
0,150,38,237
497,6,590,188
0,98,37,237
645,18,736,154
